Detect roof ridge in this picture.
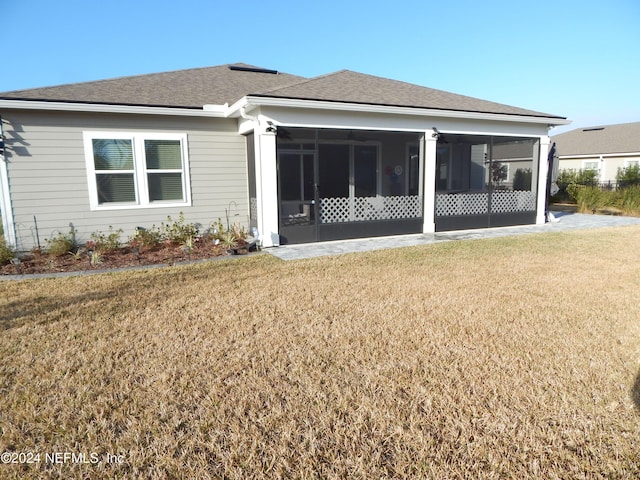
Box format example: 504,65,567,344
0,63,281,95
255,69,561,119
257,69,349,95
553,121,640,137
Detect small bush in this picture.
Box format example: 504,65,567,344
555,169,575,196
513,168,532,190
616,164,640,188
209,219,248,244
557,169,599,195
129,225,162,251
161,213,199,245
230,223,248,241
89,226,123,252
89,250,103,266
46,230,75,257
0,236,15,264
576,169,599,186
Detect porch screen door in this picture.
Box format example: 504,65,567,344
277,152,317,244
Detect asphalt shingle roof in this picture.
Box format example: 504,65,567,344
552,122,640,156
256,70,561,118
0,63,307,108
0,63,565,120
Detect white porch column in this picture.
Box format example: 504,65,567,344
254,128,280,247
536,136,551,225
422,134,438,233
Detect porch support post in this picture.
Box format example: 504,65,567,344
254,128,280,247
422,134,437,233
536,135,551,225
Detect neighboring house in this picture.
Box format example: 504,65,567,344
0,63,568,250
552,122,640,185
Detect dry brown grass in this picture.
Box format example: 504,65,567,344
1,227,639,479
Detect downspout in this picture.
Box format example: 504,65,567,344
0,116,17,248
239,106,259,127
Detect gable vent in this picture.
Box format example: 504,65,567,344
582,127,605,132
229,65,278,75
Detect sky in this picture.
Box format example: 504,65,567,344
2,0,639,134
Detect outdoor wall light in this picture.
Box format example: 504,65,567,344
432,127,440,138
265,121,277,133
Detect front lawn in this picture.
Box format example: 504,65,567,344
1,227,639,479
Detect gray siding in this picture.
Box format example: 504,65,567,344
2,110,248,251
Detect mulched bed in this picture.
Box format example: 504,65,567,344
1,240,255,276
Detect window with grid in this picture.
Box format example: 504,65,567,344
84,132,190,209
583,161,600,171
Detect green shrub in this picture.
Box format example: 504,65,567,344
161,213,199,245
46,230,75,256
576,169,599,186
513,168,532,190
210,219,247,244
557,169,599,194
0,236,15,264
556,169,577,195
89,250,103,266
89,226,123,252
129,225,162,250
616,164,640,188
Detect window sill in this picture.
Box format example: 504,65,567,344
90,201,192,211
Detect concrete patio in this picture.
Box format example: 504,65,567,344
267,211,640,261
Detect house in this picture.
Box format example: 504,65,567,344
0,63,568,250
552,122,640,185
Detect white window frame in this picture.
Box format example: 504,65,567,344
83,131,191,210
582,160,600,172
624,159,639,168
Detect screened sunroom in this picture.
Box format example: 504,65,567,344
274,127,425,244
246,127,544,245
434,134,540,231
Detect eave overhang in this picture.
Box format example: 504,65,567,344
228,95,570,127
0,95,570,128
0,99,228,117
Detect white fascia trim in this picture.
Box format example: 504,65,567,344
0,99,227,117
559,152,640,159
227,97,250,116
236,96,570,126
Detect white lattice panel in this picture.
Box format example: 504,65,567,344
384,195,422,219
436,193,488,216
320,197,351,223
353,196,383,221
249,197,258,221
491,190,536,213
320,195,422,223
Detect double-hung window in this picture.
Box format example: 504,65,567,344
84,132,191,210
583,160,600,172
